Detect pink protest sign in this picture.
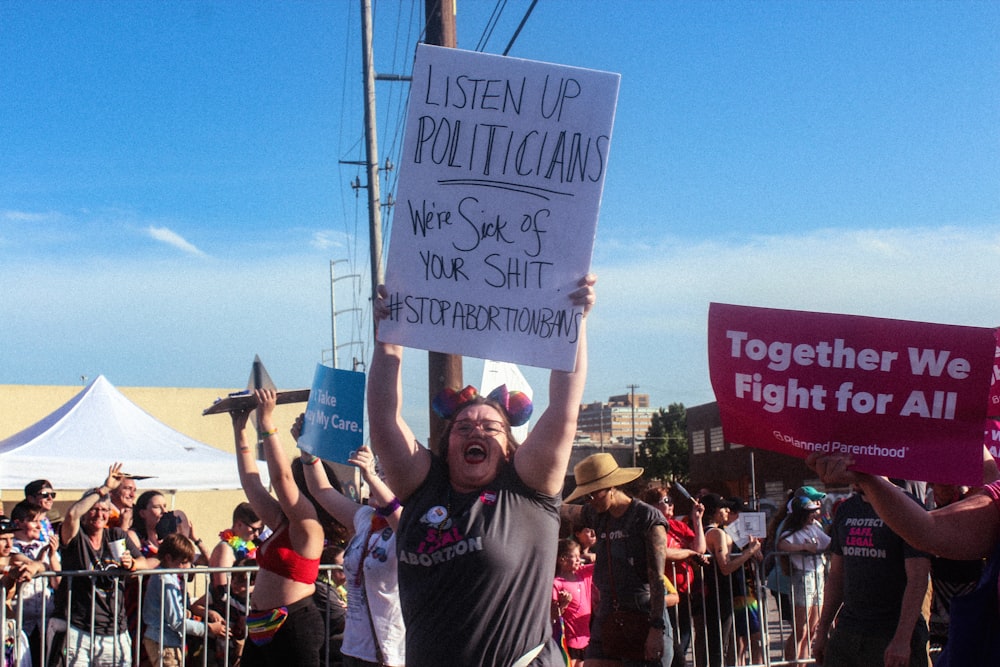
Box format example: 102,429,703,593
708,303,996,485
989,329,1000,416
987,419,1000,462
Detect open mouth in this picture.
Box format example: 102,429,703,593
463,442,488,464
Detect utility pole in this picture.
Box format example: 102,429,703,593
628,384,639,466
424,0,460,452
360,0,386,322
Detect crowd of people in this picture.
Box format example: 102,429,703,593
6,274,997,667
0,452,985,667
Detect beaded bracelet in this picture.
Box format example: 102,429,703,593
375,497,401,517
260,428,279,438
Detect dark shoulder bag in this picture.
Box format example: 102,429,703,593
599,512,651,661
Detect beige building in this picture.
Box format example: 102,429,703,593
0,382,308,543
576,392,655,446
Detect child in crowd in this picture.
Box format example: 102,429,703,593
552,538,595,667
191,557,255,667
572,525,597,565
141,533,228,667
312,545,347,667
10,503,60,667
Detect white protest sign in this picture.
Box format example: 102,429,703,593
379,44,620,371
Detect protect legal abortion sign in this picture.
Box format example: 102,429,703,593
708,303,996,485
378,44,620,371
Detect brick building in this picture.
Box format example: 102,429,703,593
686,401,822,509
576,393,656,446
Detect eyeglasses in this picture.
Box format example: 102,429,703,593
36,491,57,500
247,524,263,535
586,488,610,502
657,497,673,506
453,420,505,437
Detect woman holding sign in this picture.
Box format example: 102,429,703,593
296,432,406,667
231,389,346,667
367,275,596,667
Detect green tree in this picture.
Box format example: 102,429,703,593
637,403,689,481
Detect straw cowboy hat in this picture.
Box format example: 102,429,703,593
565,453,643,503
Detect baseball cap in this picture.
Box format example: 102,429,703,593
796,486,826,501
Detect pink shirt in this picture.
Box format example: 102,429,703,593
553,564,595,650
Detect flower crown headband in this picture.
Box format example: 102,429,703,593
432,384,533,427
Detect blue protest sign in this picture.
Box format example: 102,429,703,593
297,364,365,463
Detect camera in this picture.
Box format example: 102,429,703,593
155,511,180,539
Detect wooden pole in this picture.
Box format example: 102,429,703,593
424,0,461,453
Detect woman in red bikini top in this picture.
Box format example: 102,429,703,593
232,388,340,667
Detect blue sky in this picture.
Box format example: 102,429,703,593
2,1,999,438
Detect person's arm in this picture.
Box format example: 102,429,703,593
299,452,360,533
291,412,361,533
121,536,151,573
664,546,702,561
352,446,403,532
708,528,761,576
688,501,707,554
231,407,284,529
812,553,844,665
664,576,680,608
515,275,596,495
61,462,125,545
368,285,432,502
46,532,62,589
808,451,1000,560
175,511,210,566
156,576,226,639
209,540,236,590
884,557,930,667
778,530,821,554
117,505,133,533
254,389,324,558
8,553,44,579
644,523,668,662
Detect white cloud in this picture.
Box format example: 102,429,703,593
309,230,349,251
3,222,999,438
146,226,207,257
2,209,61,223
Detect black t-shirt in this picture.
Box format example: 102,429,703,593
396,457,560,667
829,493,929,636
582,498,666,614
56,527,140,634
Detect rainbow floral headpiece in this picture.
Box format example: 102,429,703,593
432,384,533,427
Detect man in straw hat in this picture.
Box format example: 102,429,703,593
562,453,705,667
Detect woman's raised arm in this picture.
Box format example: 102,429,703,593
293,413,362,534
232,406,284,529
367,285,431,501
515,274,596,496
808,451,1000,560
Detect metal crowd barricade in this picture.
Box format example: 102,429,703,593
665,550,827,667
760,549,830,667
2,564,345,667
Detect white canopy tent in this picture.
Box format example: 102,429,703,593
0,375,265,492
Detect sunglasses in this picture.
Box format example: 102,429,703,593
657,497,673,506
36,491,57,500
586,488,610,501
